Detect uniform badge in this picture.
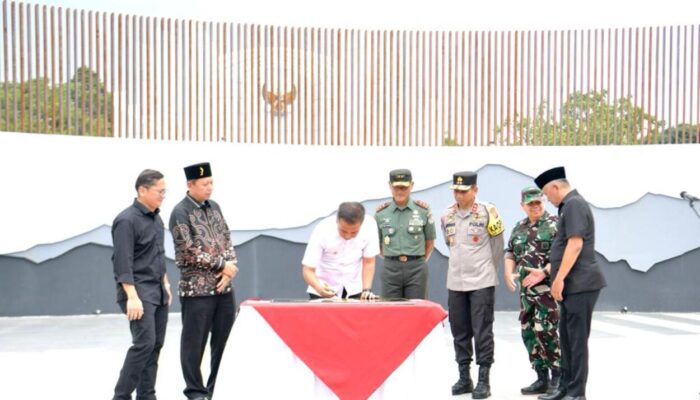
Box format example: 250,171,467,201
384,236,391,245
472,235,480,243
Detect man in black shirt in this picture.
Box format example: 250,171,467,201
112,169,172,400
534,167,606,400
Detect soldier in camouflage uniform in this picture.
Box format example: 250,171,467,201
504,187,561,396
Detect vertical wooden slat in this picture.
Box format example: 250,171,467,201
131,14,136,137
167,19,172,140
681,25,688,140
206,21,211,141
111,13,116,137
2,1,8,131
102,12,107,136
87,10,92,135
73,8,79,135
94,10,100,136
220,23,225,142
487,31,493,145
584,29,590,144
499,31,505,146
26,3,33,132
255,24,261,144
408,30,414,146
250,23,256,144
674,26,680,142
369,30,375,145
10,1,16,131
187,20,193,140
18,3,24,131
119,14,124,138
159,18,164,139
240,24,245,143
268,25,273,143
59,7,66,135
696,24,700,143
343,29,348,146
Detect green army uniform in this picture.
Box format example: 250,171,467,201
505,187,561,395
375,169,437,299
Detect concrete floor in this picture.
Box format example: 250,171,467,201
1,311,699,400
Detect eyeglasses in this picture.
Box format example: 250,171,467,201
149,188,167,196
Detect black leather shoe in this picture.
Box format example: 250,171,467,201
538,389,567,400
561,396,586,400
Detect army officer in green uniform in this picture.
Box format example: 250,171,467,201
374,169,436,299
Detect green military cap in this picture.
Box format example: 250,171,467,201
521,187,545,204
389,169,413,187
450,171,477,191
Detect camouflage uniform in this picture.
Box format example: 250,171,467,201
506,211,561,371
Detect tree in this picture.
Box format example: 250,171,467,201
657,123,700,144
0,66,113,136
495,90,665,145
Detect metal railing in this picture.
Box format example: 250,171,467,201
1,1,698,144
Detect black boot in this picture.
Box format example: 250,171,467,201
547,368,561,394
471,365,491,399
451,364,473,395
521,367,549,394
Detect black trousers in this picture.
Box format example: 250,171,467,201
448,287,495,367
113,301,169,400
559,289,600,397
180,292,236,399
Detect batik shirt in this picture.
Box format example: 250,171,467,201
169,194,237,297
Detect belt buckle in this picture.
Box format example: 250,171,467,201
398,255,408,262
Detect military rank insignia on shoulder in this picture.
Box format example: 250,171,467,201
485,203,505,236
414,199,430,209
375,202,390,212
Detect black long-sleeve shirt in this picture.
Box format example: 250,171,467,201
112,199,168,305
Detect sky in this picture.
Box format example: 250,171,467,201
24,0,699,32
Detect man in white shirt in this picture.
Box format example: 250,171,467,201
302,202,380,300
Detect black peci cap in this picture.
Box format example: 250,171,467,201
184,162,212,181
534,166,566,189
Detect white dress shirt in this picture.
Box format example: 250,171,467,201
302,215,380,296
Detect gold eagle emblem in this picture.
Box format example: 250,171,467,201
262,84,297,116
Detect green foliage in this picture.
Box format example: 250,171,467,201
442,134,460,146
0,66,113,136
495,90,670,145
657,123,700,144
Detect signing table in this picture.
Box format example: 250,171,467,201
227,299,452,400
